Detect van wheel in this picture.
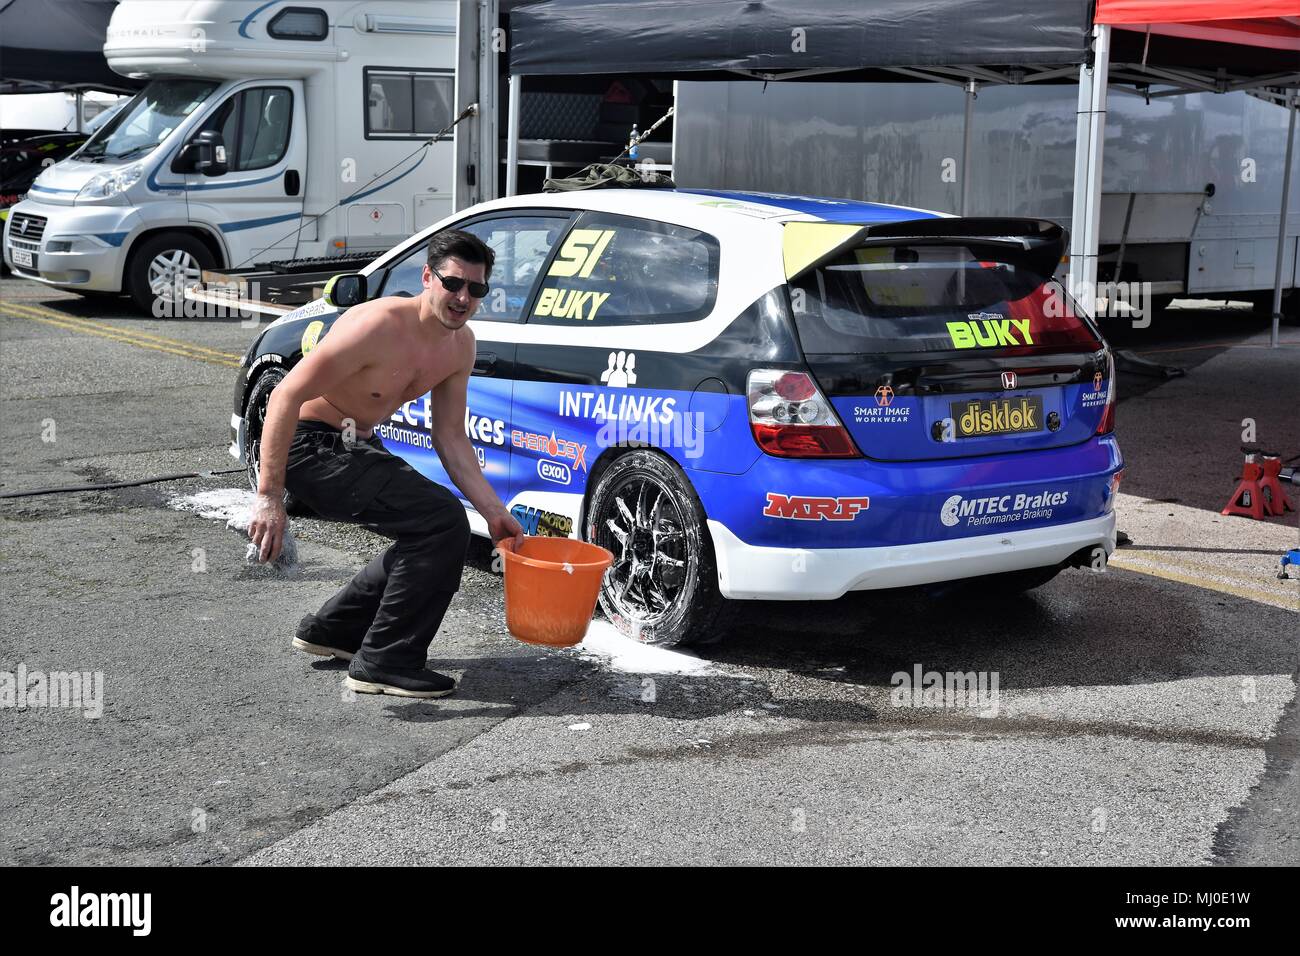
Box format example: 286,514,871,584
242,367,302,513
127,233,215,316
585,450,725,647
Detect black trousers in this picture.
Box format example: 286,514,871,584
284,420,471,668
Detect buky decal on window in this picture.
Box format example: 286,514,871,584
534,229,616,322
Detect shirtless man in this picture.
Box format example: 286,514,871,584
248,229,524,699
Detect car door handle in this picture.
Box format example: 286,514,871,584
473,352,497,375
284,169,301,196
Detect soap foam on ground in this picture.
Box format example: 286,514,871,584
575,619,715,676
169,488,257,525
169,488,299,570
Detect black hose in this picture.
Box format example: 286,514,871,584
0,468,245,500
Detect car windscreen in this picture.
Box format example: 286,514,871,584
790,242,1103,356
77,79,219,163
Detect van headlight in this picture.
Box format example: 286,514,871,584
77,163,144,202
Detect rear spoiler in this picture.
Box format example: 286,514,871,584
782,217,1068,283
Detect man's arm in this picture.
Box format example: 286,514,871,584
248,312,379,561
430,353,524,548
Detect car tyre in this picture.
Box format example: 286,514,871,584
585,449,726,647
243,366,304,514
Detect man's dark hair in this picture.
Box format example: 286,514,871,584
426,229,494,279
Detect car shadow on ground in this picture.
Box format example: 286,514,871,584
460,538,1295,729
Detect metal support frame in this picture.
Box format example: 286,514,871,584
1068,24,1111,317
454,0,499,210
505,73,522,197
960,79,977,216
1271,90,1297,348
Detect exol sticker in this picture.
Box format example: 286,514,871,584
537,459,572,485
510,504,574,538
300,319,325,354
600,351,637,387
763,493,871,520
946,316,1035,349
940,489,1069,528
512,429,588,471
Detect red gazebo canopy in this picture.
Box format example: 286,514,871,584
1096,0,1300,51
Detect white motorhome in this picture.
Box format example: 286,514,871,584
2,0,458,312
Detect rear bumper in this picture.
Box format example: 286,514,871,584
708,511,1116,599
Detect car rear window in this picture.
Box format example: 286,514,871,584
790,243,1103,355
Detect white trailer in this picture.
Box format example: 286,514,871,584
672,78,1300,315
3,0,460,313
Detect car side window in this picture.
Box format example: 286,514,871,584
378,215,572,322
528,211,719,327
197,87,293,172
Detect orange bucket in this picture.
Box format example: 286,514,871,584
498,537,615,647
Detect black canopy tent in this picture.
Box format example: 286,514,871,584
0,0,141,95
508,0,1298,89
509,0,1093,79
501,0,1300,341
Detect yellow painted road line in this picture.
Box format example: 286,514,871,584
1,304,240,368
5,300,243,361
1109,551,1298,612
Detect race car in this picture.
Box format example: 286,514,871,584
230,187,1122,645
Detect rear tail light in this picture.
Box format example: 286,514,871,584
1096,350,1116,435
747,369,860,458
1104,468,1125,512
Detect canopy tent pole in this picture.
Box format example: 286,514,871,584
1271,90,1296,349
1068,24,1111,318
506,73,522,197
960,79,977,216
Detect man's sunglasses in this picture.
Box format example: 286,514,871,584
431,266,489,299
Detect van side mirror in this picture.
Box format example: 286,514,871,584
323,273,366,308
193,130,228,177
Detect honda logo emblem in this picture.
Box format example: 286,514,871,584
1001,371,1017,390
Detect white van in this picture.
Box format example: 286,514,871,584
2,0,459,313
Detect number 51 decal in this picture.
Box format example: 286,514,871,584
548,229,616,278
